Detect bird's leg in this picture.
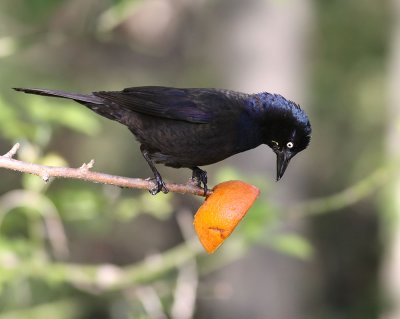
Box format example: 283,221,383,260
140,146,168,195
191,167,208,195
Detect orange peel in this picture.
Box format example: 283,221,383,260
194,180,260,253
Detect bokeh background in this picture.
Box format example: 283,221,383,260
0,0,398,318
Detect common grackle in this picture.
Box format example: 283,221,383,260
14,86,311,195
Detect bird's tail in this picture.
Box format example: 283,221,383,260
13,88,102,105
13,87,128,122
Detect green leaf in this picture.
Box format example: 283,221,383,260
113,192,174,221
115,198,141,220
139,192,173,220
267,234,313,260
24,97,101,135
97,0,144,32
214,166,243,182
0,96,35,139
0,36,17,58
54,188,106,220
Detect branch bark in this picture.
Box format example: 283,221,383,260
0,144,211,197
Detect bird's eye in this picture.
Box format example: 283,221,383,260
286,142,294,149
271,140,279,147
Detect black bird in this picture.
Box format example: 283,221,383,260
14,86,311,195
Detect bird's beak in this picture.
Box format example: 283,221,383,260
276,150,292,181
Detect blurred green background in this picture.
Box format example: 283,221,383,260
0,0,397,318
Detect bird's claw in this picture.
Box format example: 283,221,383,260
149,175,169,195
192,167,208,196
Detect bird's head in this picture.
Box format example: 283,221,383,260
259,93,311,181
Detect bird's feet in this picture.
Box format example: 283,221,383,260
149,173,169,195
141,146,169,195
191,167,208,195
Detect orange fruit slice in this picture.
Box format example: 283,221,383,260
194,180,260,253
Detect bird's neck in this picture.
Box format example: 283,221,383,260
247,92,297,142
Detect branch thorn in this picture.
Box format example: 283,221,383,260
42,174,50,183
3,143,20,158
80,159,95,171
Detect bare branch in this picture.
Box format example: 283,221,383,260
0,144,211,197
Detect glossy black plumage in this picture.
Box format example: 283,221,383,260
14,86,311,194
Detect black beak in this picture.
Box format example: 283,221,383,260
276,151,292,181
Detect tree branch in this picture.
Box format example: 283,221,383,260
0,144,211,197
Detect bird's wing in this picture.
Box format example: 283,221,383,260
93,86,223,124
